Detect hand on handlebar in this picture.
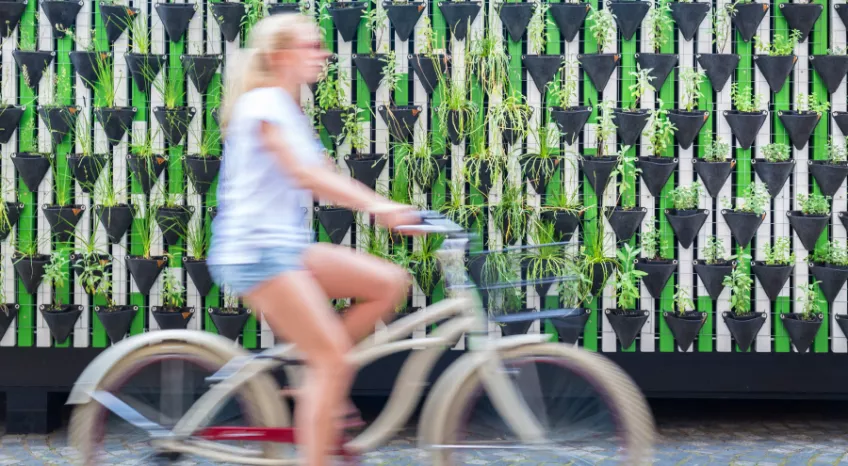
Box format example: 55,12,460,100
370,203,423,235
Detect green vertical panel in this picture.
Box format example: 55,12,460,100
543,0,561,338
810,0,828,353
696,65,713,352
620,32,636,353
734,29,752,352
91,3,109,347
428,5,447,306
129,9,148,337
203,41,222,330
316,11,335,244
772,0,790,353
15,0,36,347
657,31,675,352
53,34,74,348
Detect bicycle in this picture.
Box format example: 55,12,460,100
66,212,655,465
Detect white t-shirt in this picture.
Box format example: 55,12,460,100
209,87,322,265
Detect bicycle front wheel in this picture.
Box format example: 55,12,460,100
425,343,655,465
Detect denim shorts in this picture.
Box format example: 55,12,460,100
209,246,307,296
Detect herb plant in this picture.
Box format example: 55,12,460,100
760,238,794,265
812,242,848,266
761,142,790,162
702,236,727,264
673,284,695,316
43,251,69,308
527,3,550,52
628,64,656,110
712,5,732,53
730,82,764,113
381,51,403,95
489,92,531,144
523,222,571,284
492,183,530,245
669,184,701,210
725,182,769,215
641,223,660,260
315,60,348,111
595,100,618,158
795,93,830,115
723,265,753,316
827,138,847,164
797,281,821,321
588,7,616,52
703,136,730,162
796,192,831,216
467,27,510,96
161,268,185,309
644,105,676,157
679,67,705,112
645,0,674,53
547,61,579,110
613,244,647,310
754,30,802,56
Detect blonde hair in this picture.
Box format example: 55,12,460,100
219,14,317,134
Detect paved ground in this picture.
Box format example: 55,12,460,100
2,400,848,465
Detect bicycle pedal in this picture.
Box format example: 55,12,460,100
144,451,182,465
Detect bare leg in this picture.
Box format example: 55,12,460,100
244,271,352,466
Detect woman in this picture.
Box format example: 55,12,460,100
209,13,418,466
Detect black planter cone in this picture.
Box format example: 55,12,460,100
550,308,590,344
833,112,848,136
722,311,766,352
11,153,50,192
210,308,251,340
605,309,649,348
410,154,449,193
385,2,425,41
125,53,166,94
779,3,822,42
636,259,677,299
184,258,213,297
345,154,386,190
210,2,245,42
182,55,222,94
95,306,137,342
43,205,84,243
668,110,709,150
722,210,764,248
694,261,732,300
320,108,348,138
68,154,106,193
578,54,619,91
0,105,24,143
70,51,109,89
549,3,589,42
127,256,167,295
156,206,192,245
612,109,650,147
636,53,677,90
731,2,768,43
606,207,646,242
503,109,532,146
353,54,387,93
0,1,26,38
185,156,221,195
836,314,848,339
664,311,706,352
751,262,792,301
787,211,828,252
579,156,618,195
497,2,534,41
0,304,19,340
13,254,49,295
95,204,133,244
41,0,82,37
778,111,819,151
810,55,848,95
666,209,708,249
724,111,767,150
0,202,22,240
95,106,136,146
268,3,301,15
100,4,139,44
609,1,649,40
670,2,710,41
541,210,580,241
523,55,564,92
13,50,54,88
438,1,481,41
378,105,420,140
40,305,82,343
811,263,848,304
38,105,78,146
840,212,848,233
472,159,494,195
781,313,822,353
315,206,354,245
589,262,614,297
752,159,793,197
697,53,739,92
636,157,677,197
838,4,848,28
754,55,796,94
550,106,591,145
445,110,464,145
153,107,195,146
809,160,848,197
328,2,365,42
499,318,534,337
128,155,167,195
409,54,448,95
155,3,196,42
522,157,558,194
152,306,194,330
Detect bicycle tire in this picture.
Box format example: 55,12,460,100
421,343,655,465
69,342,290,465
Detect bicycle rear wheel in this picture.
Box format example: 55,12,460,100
425,343,654,465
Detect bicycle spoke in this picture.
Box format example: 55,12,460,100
89,391,169,437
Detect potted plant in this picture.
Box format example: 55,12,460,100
752,142,792,197
578,7,620,91
810,241,848,305
490,91,532,146
91,50,135,147
486,254,532,335
0,69,25,145
606,153,646,242
12,42,54,92
636,105,677,197
492,183,530,245
780,280,823,353
541,189,584,241
124,14,165,94
181,52,222,95
694,135,734,197
720,254,764,352
93,175,133,244
663,284,706,351
0,264,19,341
185,129,221,196
810,138,848,198
152,67,195,146
497,0,535,42
183,219,213,297
724,82,767,150
522,221,570,298
66,30,107,91
751,238,794,301
669,0,710,42
67,113,107,194
378,53,420,140
753,29,801,94
154,1,196,43
788,192,830,252
721,181,769,248
351,6,389,93
697,5,739,91
440,179,482,229
693,235,733,300
396,134,447,194
342,112,386,190
606,244,649,349
39,251,82,343
522,4,565,92
438,0,481,41
729,0,768,43
88,266,138,343
40,0,82,38
522,122,562,194
38,70,79,147
12,233,50,295
635,221,677,299
383,0,425,42
315,202,354,245
466,25,509,97
608,0,651,41
11,150,51,194
579,100,620,195
69,229,111,281
666,183,708,249
314,59,353,139
410,234,444,296
126,210,167,296
100,2,140,44
209,290,251,340
128,129,167,195
550,256,593,344
463,140,501,196
637,0,677,89
778,1,821,42
154,193,193,246
409,16,448,95
152,269,194,330
668,67,708,149
548,63,591,145
435,63,477,145
778,92,828,151
548,0,590,43
43,154,85,244
810,46,848,95
612,65,654,146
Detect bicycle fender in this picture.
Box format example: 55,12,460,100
66,330,250,405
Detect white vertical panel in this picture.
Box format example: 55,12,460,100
36,5,55,348
112,1,132,311
638,5,654,353
0,20,19,347
185,0,204,337
147,0,167,330
525,0,541,337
